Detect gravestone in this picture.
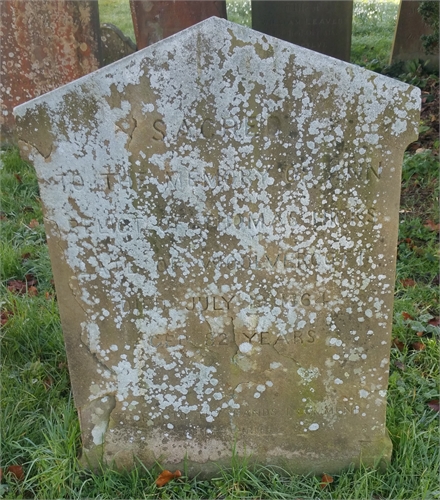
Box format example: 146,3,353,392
0,0,100,142
14,18,420,476
252,1,353,61
130,0,227,49
390,0,439,72
100,23,137,67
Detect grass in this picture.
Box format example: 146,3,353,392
99,0,135,41
351,0,400,66
2,3,439,499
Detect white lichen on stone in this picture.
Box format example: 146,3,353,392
14,17,420,472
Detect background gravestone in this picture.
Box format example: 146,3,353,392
390,0,439,72
0,0,100,142
251,1,353,61
14,18,420,476
129,0,227,48
100,23,137,67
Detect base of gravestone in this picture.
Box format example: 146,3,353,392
78,431,392,477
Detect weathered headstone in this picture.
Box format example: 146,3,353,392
0,0,100,142
15,18,420,476
129,0,227,49
100,23,137,67
252,1,353,61
390,0,439,72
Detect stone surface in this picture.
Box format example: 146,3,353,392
390,0,439,72
129,0,227,49
15,18,420,476
0,0,100,142
252,1,353,61
100,23,137,67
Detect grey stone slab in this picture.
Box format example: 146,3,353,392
14,17,420,476
252,1,353,61
390,0,439,72
100,23,137,67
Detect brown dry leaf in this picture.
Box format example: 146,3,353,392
401,278,416,287
427,399,439,412
28,219,39,228
7,279,27,295
28,286,38,297
7,465,25,481
320,473,334,489
424,220,440,232
392,338,405,351
43,377,54,390
14,173,22,183
416,331,424,337
7,275,37,295
411,341,426,351
1,310,13,325
402,312,413,321
428,317,440,327
0,467,3,482
25,274,37,287
155,469,181,487
394,360,406,371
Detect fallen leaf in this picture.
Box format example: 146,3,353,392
394,360,406,371
428,317,440,327
392,338,405,351
28,219,39,228
155,469,181,487
424,220,440,232
411,341,425,351
43,377,53,390
7,275,37,295
21,252,32,260
0,212,7,221
25,274,37,287
7,279,27,295
1,310,13,325
14,173,22,183
401,278,416,287
0,468,3,482
416,331,424,337
402,312,413,321
28,286,38,297
320,473,334,489
6,465,24,481
427,399,439,412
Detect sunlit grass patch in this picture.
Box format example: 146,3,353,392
351,0,400,66
98,0,135,40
